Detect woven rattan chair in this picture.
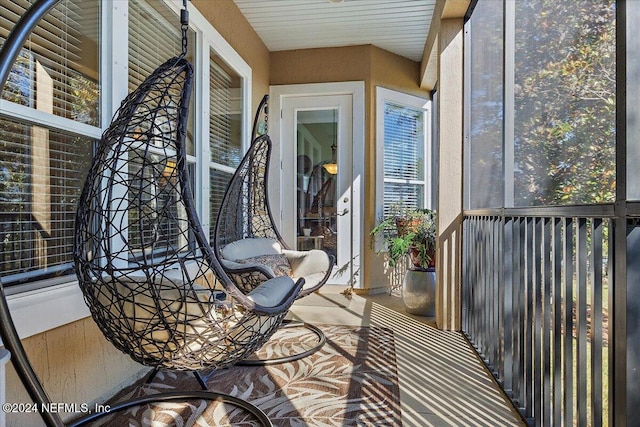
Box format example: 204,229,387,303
0,1,300,425
213,96,333,364
73,50,304,427
74,54,303,370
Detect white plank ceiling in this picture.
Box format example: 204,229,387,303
233,0,436,62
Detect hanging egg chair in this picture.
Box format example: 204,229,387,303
214,95,333,365
0,1,303,425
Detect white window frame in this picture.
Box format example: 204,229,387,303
1,0,251,342
375,87,431,251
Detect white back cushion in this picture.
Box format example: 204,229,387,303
220,237,283,261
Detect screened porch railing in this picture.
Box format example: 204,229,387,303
462,205,614,427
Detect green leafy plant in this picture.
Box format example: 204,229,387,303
371,202,437,271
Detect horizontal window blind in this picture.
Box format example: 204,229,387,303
128,0,195,156
0,0,100,126
209,169,233,241
209,55,242,168
128,0,182,89
383,183,424,216
382,100,426,215
209,51,242,239
0,118,93,285
126,0,197,258
383,102,424,182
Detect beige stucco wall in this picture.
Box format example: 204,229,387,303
271,45,429,293
192,0,270,112
4,318,145,426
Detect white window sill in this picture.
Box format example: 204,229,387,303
2,281,90,344
1,260,205,344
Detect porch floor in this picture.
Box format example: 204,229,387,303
289,286,526,427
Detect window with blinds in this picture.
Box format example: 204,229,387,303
0,118,93,285
0,0,99,287
127,0,196,257
382,101,426,217
0,0,250,287
0,0,100,126
208,51,242,241
128,0,195,156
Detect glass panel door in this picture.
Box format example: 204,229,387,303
281,94,353,285
296,109,338,262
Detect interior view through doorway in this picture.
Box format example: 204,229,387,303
295,108,339,261
277,88,363,287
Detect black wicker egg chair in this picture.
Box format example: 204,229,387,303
213,96,334,365
0,1,302,426
73,34,306,427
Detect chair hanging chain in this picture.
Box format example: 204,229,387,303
180,0,189,57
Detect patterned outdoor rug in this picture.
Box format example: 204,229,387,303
94,324,402,426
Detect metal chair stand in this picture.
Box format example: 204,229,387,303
0,1,282,426
0,281,272,427
238,320,326,366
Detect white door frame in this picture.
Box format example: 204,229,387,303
270,82,365,288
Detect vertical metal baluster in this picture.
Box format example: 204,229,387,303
533,217,542,426
493,216,499,372
462,218,468,332
564,217,574,427
470,217,476,340
480,217,491,359
489,217,495,373
477,217,487,354
591,218,603,426
518,217,527,415
542,217,552,427
514,217,524,412
504,216,513,393
467,217,477,339
470,217,477,346
577,217,588,426
606,217,614,427
473,218,482,345
525,217,534,421
498,216,505,379
482,217,488,363
553,217,563,426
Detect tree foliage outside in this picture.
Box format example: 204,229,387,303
468,0,504,209
514,0,616,206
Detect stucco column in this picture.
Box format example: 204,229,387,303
436,18,464,331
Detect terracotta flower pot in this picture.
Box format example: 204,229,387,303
408,246,436,270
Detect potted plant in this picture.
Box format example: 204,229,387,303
370,203,437,271
370,202,437,316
